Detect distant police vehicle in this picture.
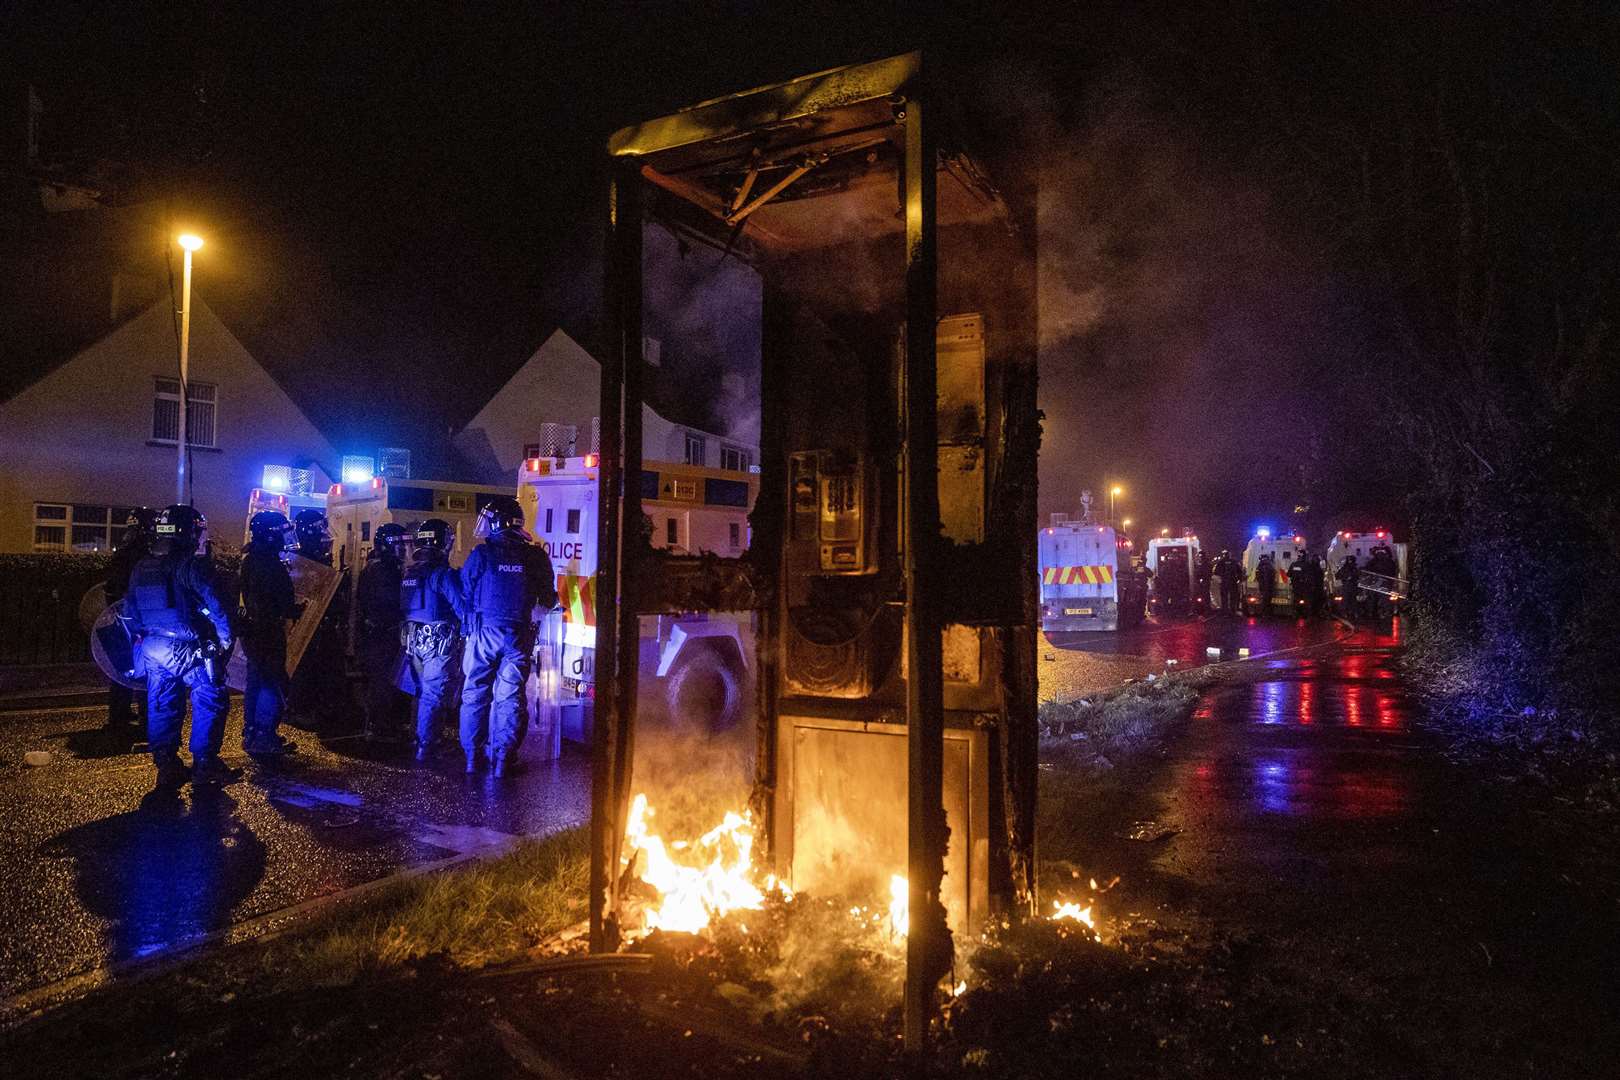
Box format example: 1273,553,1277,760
243,477,327,548
1146,533,1203,616
516,450,758,742
1039,514,1122,632
1326,529,1410,603
1326,530,1408,583
326,475,508,577
1242,526,1306,612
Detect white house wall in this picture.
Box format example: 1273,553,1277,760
453,328,756,482
0,298,339,553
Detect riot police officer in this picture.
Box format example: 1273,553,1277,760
1216,550,1241,615
104,507,157,744
239,510,302,756
1336,554,1361,621
358,522,408,742
1287,555,1309,616
399,518,462,760
125,506,235,789
1305,553,1327,617
294,508,334,564
1256,554,1277,615
288,508,348,730
458,496,557,776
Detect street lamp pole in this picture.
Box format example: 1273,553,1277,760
175,234,203,504
1109,484,1124,523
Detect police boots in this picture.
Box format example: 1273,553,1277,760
153,755,190,791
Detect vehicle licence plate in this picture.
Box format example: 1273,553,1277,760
1065,607,1093,616
562,676,584,694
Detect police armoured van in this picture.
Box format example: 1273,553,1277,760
1039,515,1122,632
516,451,758,742
1146,533,1202,615
326,476,508,577
1325,530,1409,594
1241,527,1306,612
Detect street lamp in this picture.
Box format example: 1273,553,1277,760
1122,517,1133,528
1160,527,1170,537
1109,484,1124,522
175,233,203,503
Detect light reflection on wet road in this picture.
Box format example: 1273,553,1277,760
1040,613,1348,703
1179,629,1416,824
0,707,589,1002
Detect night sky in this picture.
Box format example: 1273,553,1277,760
3,2,1612,548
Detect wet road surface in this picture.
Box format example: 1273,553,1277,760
1040,613,1345,703
0,703,588,1001
1083,626,1620,1074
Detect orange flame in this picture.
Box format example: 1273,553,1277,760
624,793,783,934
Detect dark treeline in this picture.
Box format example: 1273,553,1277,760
1007,4,1619,721
1257,9,1620,719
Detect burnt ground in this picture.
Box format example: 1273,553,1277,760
4,624,1619,1078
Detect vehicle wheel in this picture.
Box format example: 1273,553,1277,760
664,646,746,734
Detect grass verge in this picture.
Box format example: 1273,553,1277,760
264,824,590,986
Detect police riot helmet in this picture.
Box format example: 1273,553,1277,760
249,509,296,550
293,509,333,558
155,504,208,556
414,517,454,553
375,522,409,560
120,507,159,550
474,495,526,539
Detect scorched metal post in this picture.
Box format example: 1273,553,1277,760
901,89,950,1051
590,166,640,951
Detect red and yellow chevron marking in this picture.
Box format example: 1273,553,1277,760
557,573,597,627
1042,565,1115,586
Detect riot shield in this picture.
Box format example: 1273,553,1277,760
79,583,107,633
224,554,343,691
525,611,564,761
89,600,142,689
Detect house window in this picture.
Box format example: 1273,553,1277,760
33,503,133,552
666,518,678,546
151,378,218,447
683,432,706,466
720,445,752,472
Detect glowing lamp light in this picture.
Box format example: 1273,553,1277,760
1294,535,1304,544
329,483,342,497
583,453,600,468
371,476,382,490
1375,530,1386,539
1160,528,1170,537
525,457,542,473
1256,526,1272,540
177,233,204,252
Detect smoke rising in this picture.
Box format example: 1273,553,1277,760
1009,69,1381,544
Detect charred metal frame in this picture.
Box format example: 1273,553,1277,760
593,52,1038,1048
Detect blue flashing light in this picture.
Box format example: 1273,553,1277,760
1255,525,1272,540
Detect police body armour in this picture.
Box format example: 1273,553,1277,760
471,541,534,623
402,560,456,624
